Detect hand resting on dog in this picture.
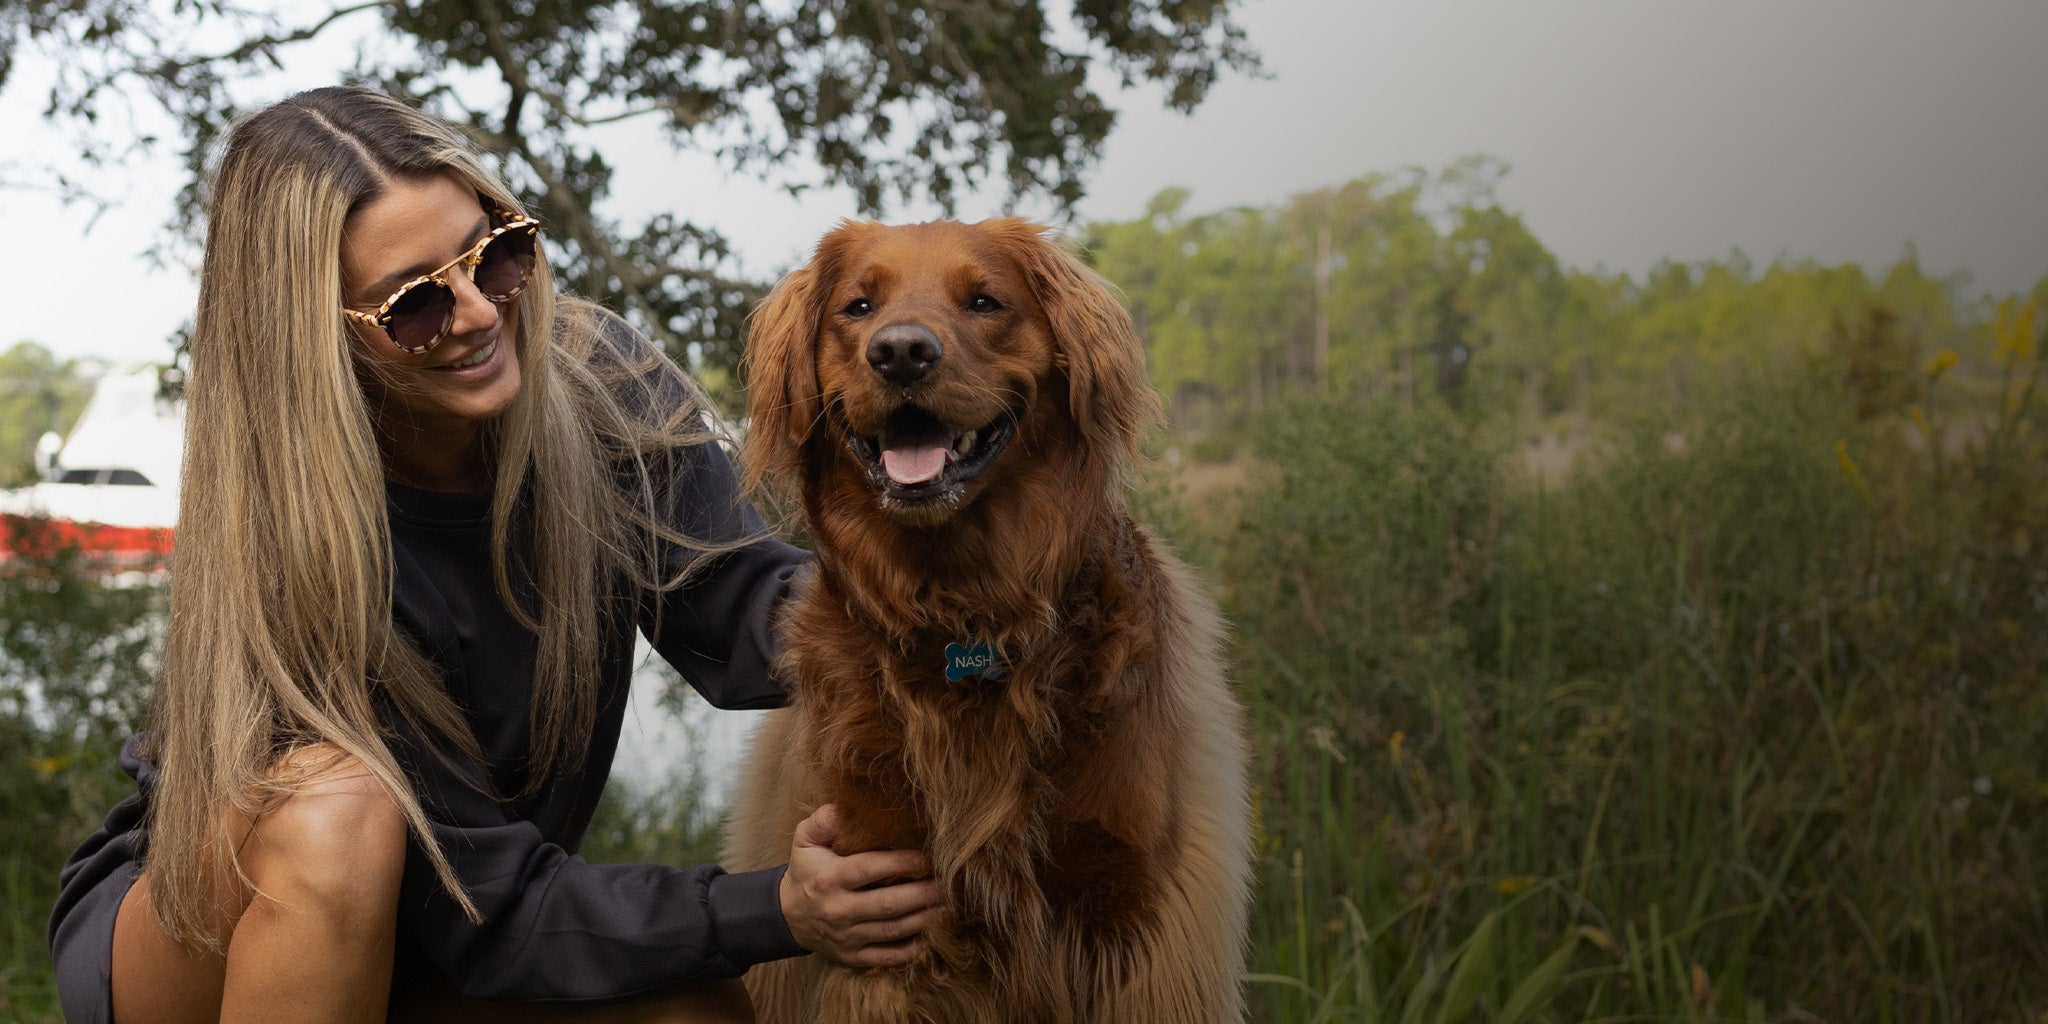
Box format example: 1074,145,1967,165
781,804,946,968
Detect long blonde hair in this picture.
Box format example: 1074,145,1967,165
145,86,721,948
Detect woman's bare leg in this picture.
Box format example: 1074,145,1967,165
110,747,408,1024
216,753,407,1024
108,872,228,1024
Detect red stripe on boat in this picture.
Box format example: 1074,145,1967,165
0,514,175,563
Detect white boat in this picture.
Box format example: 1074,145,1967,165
0,365,181,574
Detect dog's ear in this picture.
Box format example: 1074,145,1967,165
741,262,822,495
992,219,1163,465
742,225,862,495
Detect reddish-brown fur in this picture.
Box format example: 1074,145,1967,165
726,219,1251,1023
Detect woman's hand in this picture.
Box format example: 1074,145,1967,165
778,804,945,968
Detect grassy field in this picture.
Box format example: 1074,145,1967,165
1175,348,2047,1022
3,340,2044,1022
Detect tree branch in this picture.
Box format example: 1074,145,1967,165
158,1,391,75
462,1,654,334
466,0,526,141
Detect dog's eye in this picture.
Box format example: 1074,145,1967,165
842,298,874,318
968,294,1002,314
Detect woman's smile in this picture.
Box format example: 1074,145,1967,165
439,335,501,371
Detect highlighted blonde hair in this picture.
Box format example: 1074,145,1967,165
146,86,721,947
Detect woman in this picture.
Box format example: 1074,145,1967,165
48,86,941,1023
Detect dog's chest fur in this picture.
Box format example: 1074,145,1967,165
779,516,1180,950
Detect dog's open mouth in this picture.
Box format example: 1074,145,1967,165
847,405,1015,505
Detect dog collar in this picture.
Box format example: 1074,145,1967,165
944,641,1004,682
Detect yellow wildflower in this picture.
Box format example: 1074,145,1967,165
1996,298,2038,367
1925,348,1958,378
1495,874,1536,894
1388,730,1405,764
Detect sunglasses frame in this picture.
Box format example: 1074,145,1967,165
343,211,543,355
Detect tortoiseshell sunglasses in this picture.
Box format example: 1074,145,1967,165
343,212,542,355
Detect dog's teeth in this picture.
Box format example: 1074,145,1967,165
955,431,976,456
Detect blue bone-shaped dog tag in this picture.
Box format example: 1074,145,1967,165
944,641,1004,682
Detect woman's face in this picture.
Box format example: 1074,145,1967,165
341,172,525,439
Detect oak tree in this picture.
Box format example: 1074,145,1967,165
2,0,1257,391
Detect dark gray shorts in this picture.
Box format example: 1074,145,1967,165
49,778,147,1024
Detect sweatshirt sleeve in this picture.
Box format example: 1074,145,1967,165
637,431,810,712
588,310,810,708
389,734,808,1001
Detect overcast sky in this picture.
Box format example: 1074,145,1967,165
4,0,2044,366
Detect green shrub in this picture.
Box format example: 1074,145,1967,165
0,527,164,1023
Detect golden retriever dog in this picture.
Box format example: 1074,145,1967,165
726,218,1250,1024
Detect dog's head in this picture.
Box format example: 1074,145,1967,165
742,219,1159,530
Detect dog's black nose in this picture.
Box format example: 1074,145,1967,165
866,324,943,385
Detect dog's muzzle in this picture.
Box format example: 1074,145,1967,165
847,404,1016,508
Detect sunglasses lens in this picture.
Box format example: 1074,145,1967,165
385,281,454,352
474,224,538,300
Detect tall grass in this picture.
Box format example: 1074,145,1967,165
1158,338,2048,1021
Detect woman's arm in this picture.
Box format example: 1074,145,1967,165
384,717,805,1002
638,436,808,709
582,308,811,706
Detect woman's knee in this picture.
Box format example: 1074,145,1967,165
109,747,409,1024
241,745,409,911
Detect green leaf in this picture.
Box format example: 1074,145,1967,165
1495,930,1584,1024
1243,971,1323,999
1432,905,1499,1024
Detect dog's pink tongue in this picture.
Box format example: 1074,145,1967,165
881,444,948,485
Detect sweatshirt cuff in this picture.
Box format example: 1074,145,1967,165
706,865,806,968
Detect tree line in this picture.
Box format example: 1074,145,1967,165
1084,157,2045,436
